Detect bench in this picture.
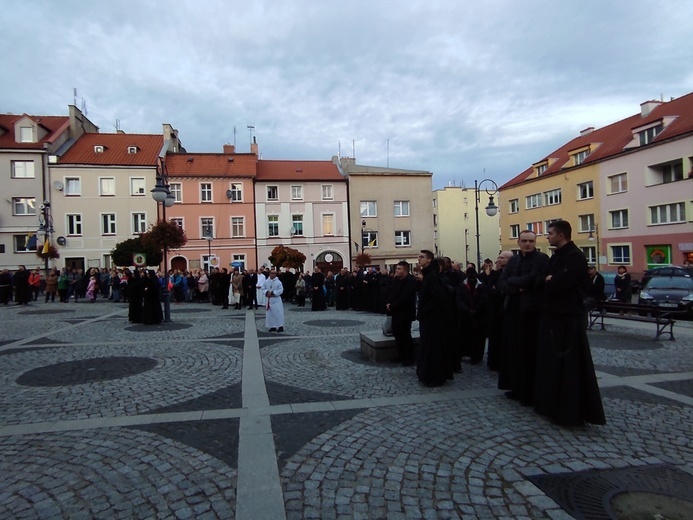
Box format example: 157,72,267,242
360,331,420,362
588,301,677,340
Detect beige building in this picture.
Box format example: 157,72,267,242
340,158,433,269
433,185,501,267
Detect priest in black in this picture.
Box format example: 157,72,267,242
141,271,163,325
311,267,327,311
386,261,417,366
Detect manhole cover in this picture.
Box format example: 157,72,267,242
611,491,693,519
16,357,158,387
304,319,365,327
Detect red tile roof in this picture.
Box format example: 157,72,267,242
256,160,344,181
501,91,693,189
0,114,70,149
165,153,257,178
58,133,163,166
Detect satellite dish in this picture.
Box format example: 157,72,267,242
53,181,64,191
226,189,233,200
56,236,67,246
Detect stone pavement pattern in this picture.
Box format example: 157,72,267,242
0,299,692,519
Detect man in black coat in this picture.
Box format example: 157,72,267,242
534,220,606,427
585,265,606,310
243,269,258,309
486,251,513,370
13,265,31,305
497,230,549,406
219,268,231,309
335,268,350,310
386,261,417,366
311,267,327,311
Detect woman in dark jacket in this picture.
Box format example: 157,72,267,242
614,265,632,303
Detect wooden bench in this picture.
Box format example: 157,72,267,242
588,301,677,340
360,331,420,362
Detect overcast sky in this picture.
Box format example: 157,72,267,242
3,0,692,189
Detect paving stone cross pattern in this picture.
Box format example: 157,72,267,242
0,299,692,519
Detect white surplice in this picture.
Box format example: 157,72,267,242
261,276,284,329
256,272,267,306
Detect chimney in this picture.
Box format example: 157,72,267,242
580,127,595,136
223,144,235,154
250,136,258,156
640,100,663,117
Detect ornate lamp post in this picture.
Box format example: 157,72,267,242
204,230,213,270
36,201,54,277
150,156,175,322
474,178,499,271
588,224,600,270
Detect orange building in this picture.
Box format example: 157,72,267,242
165,147,258,272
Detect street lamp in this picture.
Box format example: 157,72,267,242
204,230,213,270
150,156,174,322
36,201,54,277
588,224,600,271
474,178,499,271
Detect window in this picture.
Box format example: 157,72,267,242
509,199,519,214
65,177,81,196
14,234,37,252
510,224,520,239
170,183,182,203
650,202,685,225
130,178,146,196
527,221,544,235
609,173,628,194
322,214,334,235
609,209,629,229
577,181,593,200
395,230,411,247
229,183,242,202
67,214,82,236
580,246,597,265
578,214,595,233
11,161,35,178
394,200,410,217
171,218,184,229
544,189,562,206
321,185,333,200
233,254,246,271
231,217,245,237
101,214,116,235
360,201,377,217
267,215,279,237
433,214,438,226
536,163,548,176
610,245,631,264
132,213,147,234
19,127,33,143
525,193,542,209
662,161,684,183
267,186,278,201
127,146,138,154
291,186,303,200
12,197,36,215
432,199,437,208
291,215,304,236
573,150,589,165
201,218,214,238
363,231,378,248
99,178,116,196
639,124,662,145
200,183,212,202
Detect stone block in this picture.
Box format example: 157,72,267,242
359,331,420,362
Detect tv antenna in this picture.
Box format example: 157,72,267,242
247,124,255,148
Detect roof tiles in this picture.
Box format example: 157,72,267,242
58,133,163,166
0,114,70,150
165,153,257,178
256,160,344,181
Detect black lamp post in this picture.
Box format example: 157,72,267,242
36,201,53,278
588,224,600,270
150,156,175,322
474,178,499,271
204,231,213,270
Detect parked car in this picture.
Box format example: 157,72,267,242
641,265,693,287
637,276,693,317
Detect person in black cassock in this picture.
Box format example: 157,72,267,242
141,270,163,325
13,265,31,305
386,261,417,366
486,251,513,371
416,250,453,387
335,268,350,310
219,268,231,309
455,268,490,365
311,267,327,311
534,220,606,427
127,269,143,323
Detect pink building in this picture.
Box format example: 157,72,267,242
165,149,258,272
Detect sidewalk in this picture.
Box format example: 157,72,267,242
0,300,691,519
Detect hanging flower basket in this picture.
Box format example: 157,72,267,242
36,244,60,260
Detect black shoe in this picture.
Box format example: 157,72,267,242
277,327,284,332
269,328,277,332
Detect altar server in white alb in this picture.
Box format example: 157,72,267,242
262,269,284,332
256,268,267,307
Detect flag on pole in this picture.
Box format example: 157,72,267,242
26,232,37,249
42,238,50,254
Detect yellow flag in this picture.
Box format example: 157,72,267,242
42,238,50,254
368,238,377,247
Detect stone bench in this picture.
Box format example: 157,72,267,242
359,330,420,362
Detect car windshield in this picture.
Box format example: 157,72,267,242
645,277,693,290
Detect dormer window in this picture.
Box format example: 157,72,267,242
94,145,105,153
19,127,34,143
638,124,663,146
127,146,138,154
534,163,548,176
572,149,590,166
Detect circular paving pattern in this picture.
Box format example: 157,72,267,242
125,322,193,332
16,357,158,387
303,319,365,327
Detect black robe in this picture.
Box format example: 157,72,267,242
128,273,144,323
311,272,326,311
534,241,606,426
335,273,349,310
141,276,163,325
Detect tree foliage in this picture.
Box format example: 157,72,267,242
354,252,372,268
111,237,163,267
268,245,306,269
141,220,187,251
